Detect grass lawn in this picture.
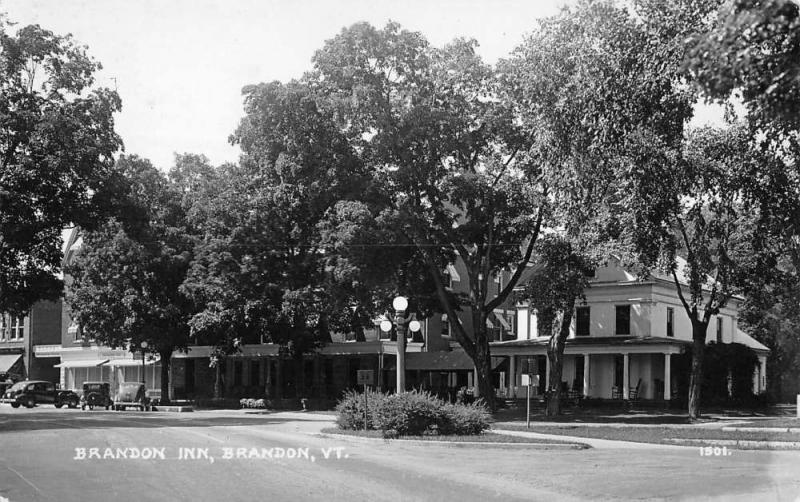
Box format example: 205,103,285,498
320,427,586,445
735,417,800,428
492,408,698,425
499,424,800,446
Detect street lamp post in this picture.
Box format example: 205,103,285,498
380,296,421,393
393,296,408,393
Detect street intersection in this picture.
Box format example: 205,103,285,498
0,406,798,501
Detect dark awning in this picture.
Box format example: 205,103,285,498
388,351,504,371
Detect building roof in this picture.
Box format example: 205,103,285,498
734,330,770,353
492,336,692,349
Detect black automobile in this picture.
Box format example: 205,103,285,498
80,382,113,410
1,380,80,409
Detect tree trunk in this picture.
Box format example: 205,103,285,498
471,329,496,411
213,362,221,399
546,305,573,416
159,350,171,405
354,325,366,342
688,321,708,420
318,313,333,344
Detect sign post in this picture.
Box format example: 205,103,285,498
521,374,539,429
357,370,374,430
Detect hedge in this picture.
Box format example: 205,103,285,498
336,390,490,436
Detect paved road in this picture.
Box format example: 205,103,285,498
0,406,798,501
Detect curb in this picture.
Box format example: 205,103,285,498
721,426,800,433
315,432,590,450
150,405,194,413
665,438,800,450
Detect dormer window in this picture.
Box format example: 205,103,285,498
68,322,81,342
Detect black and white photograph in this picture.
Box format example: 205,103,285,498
0,0,799,500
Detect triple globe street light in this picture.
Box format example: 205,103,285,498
379,296,421,393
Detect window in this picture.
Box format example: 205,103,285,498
583,267,596,278
615,305,631,335
10,317,23,340
716,318,723,343
666,307,674,337
68,322,80,342
250,360,260,387
576,307,590,336
0,316,5,341
233,360,243,386
441,314,450,337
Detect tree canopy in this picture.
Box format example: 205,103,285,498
66,155,193,402
0,19,122,314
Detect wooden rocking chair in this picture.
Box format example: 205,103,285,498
629,379,642,400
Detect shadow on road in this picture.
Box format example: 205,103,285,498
0,410,330,433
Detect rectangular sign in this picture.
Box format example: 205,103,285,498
357,370,374,385
521,374,539,387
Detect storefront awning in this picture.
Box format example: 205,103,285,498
388,351,504,371
54,359,109,368
104,358,158,367
0,354,22,373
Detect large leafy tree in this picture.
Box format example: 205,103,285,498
688,0,799,144
519,237,595,416
307,22,548,410
506,0,699,414
626,124,790,418
66,156,193,403
182,80,370,392
687,1,800,393
0,19,122,314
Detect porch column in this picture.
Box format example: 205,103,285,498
583,354,590,398
623,353,630,400
509,355,517,399
664,353,671,400
545,356,551,391
473,367,480,397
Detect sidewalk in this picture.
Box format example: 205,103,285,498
491,428,689,450
492,419,747,430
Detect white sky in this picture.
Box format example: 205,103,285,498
4,0,724,171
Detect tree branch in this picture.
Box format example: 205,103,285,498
671,267,693,319
485,201,544,313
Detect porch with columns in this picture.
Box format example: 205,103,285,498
492,337,688,401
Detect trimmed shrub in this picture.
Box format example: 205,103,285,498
439,401,491,435
239,398,267,409
335,389,491,436
375,391,445,436
335,389,386,430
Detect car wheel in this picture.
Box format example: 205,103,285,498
11,403,20,408
55,403,63,409
25,398,35,408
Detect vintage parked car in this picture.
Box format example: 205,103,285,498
113,382,150,411
80,382,113,410
1,380,80,409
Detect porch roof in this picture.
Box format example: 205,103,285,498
493,336,691,348
490,336,690,355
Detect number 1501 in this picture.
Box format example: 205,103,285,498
699,446,732,456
